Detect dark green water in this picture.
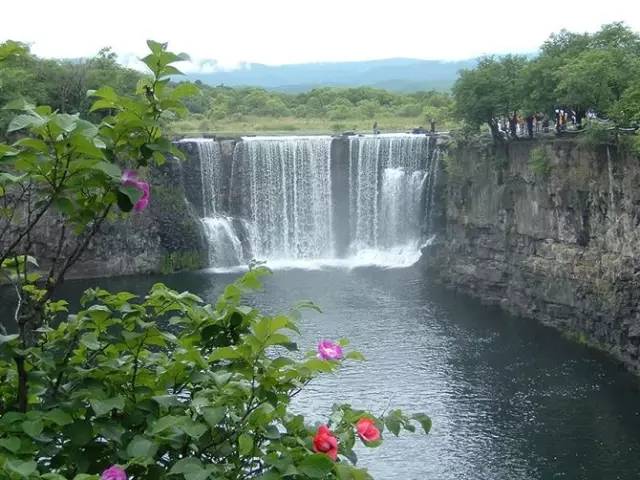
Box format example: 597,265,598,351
6,265,640,479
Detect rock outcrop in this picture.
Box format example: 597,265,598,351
424,137,640,372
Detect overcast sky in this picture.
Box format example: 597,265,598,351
2,0,640,71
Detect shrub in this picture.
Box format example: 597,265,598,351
0,39,431,480
0,267,430,479
528,146,552,177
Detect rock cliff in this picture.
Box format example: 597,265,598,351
424,137,640,372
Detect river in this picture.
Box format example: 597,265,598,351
50,264,640,480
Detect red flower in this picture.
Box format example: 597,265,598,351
356,418,381,443
313,424,338,460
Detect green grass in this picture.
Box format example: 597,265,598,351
169,115,455,137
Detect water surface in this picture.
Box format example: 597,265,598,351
50,265,640,480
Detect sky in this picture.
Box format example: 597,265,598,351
2,0,640,71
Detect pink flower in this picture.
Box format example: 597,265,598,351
101,466,127,480
356,418,381,443
316,340,343,360
312,424,338,461
121,169,150,212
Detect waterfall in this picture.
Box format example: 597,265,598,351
194,139,223,216
348,134,432,252
188,133,440,269
201,217,245,267
232,136,334,260
182,138,248,268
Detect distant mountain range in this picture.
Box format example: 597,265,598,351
183,58,477,92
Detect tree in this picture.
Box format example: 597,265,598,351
452,55,527,139
556,47,640,116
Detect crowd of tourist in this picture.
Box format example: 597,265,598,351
495,108,594,139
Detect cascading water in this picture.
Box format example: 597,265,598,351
190,133,440,270
348,134,434,263
232,136,334,260
181,138,248,268
194,139,222,216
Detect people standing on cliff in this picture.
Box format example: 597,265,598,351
373,121,379,134
535,112,543,133
430,119,436,133
509,113,518,138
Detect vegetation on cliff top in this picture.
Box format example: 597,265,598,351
452,22,640,140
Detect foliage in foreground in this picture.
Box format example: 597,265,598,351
0,267,431,479
0,40,430,479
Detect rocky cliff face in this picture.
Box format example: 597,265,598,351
61,153,208,279
424,138,640,372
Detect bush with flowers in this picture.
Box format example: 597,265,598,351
0,41,430,479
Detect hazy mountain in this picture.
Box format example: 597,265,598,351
183,58,477,92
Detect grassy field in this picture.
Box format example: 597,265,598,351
169,115,455,137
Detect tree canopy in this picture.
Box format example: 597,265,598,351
452,22,640,138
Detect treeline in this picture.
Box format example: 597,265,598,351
184,84,452,123
452,22,640,139
0,40,452,135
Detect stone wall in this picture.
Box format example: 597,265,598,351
424,137,640,372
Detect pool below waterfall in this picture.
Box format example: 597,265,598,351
55,264,640,480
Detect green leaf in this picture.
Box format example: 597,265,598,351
412,413,432,434
80,332,100,350
2,98,34,111
91,85,119,101
116,190,134,213
179,419,208,439
169,458,208,480
0,437,20,453
201,406,225,428
90,396,125,416
93,161,121,179
64,420,93,446
119,185,143,205
345,351,366,361
7,114,43,132
126,435,158,459
171,82,200,99
209,346,242,361
150,415,181,434
5,459,37,477
53,197,74,216
384,415,401,436
146,40,167,55
22,419,43,438
152,395,183,408
297,454,335,478
44,409,73,426
238,433,253,456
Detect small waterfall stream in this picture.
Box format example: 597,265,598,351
189,134,441,269
180,139,248,267
348,134,433,256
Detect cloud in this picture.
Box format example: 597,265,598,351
116,53,250,74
